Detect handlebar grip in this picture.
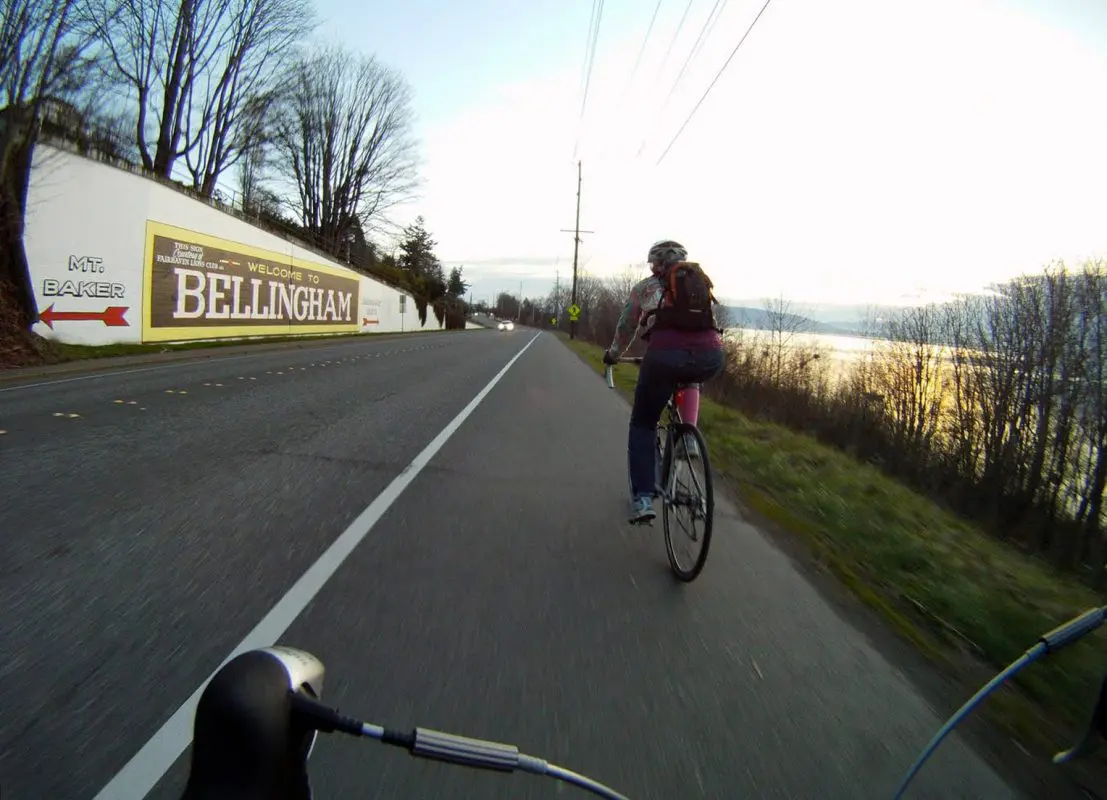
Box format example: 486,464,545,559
605,366,614,389
180,650,317,800
412,728,520,771
1040,607,1107,652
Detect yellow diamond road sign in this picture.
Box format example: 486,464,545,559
567,303,581,320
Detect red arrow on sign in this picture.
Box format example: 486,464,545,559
39,305,130,330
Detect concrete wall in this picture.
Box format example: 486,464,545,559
22,142,447,345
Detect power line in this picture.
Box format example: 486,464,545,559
576,0,601,105
655,0,775,166
648,0,696,96
596,0,664,165
636,0,695,157
662,0,729,111
573,0,606,158
572,0,600,161
637,0,728,157
621,0,665,102
580,0,605,118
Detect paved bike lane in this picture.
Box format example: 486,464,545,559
141,331,1019,799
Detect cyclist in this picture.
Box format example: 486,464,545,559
603,239,726,524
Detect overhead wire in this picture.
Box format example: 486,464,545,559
601,0,665,165
572,0,599,159
654,0,775,166
648,0,696,93
580,0,605,119
576,0,600,105
635,0,696,157
621,0,665,103
637,0,729,157
661,0,729,111
573,0,606,159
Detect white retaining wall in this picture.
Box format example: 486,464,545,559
22,142,448,346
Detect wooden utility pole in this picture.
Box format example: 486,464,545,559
561,160,593,340
554,270,559,328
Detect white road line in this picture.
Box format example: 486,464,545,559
91,330,542,800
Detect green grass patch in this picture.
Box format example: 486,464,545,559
561,334,1106,756
45,328,458,364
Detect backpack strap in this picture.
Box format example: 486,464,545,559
667,264,681,303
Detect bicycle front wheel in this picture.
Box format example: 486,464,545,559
661,422,714,582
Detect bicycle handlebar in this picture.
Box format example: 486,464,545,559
179,647,629,799
604,356,643,389
174,602,1107,797
180,647,322,800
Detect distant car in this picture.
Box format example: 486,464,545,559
498,320,515,331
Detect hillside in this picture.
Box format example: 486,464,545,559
722,306,867,337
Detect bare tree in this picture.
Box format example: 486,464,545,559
1,0,96,110
88,0,232,176
762,294,813,386
956,286,1035,528
871,303,948,476
606,264,643,300
713,302,732,331
942,296,986,491
1074,263,1107,581
1,0,97,328
84,0,162,170
1041,267,1088,554
235,94,269,210
1012,266,1080,547
183,0,314,196
273,45,419,252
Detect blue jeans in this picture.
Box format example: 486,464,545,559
628,347,725,498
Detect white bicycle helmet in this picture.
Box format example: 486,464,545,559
647,239,687,270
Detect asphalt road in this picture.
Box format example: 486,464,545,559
1,329,1021,798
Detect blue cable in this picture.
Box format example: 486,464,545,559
892,643,1046,799
894,606,1107,797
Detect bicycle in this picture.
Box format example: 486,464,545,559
167,606,1107,799
604,356,714,582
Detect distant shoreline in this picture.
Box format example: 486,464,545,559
723,324,885,343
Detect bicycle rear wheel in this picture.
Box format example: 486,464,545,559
660,422,714,582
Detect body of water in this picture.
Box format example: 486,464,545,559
726,327,882,381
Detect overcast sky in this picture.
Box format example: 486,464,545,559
314,0,1107,308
